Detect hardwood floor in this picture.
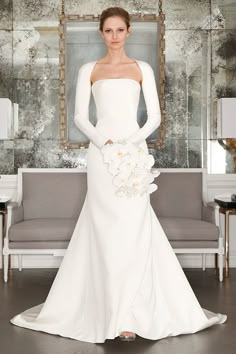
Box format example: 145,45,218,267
0,268,234,354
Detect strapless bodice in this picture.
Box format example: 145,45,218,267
91,78,141,141
92,77,141,88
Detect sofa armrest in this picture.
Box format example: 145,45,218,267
7,202,24,225
3,202,24,250
202,201,217,224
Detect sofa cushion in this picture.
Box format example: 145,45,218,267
9,241,69,249
158,216,219,241
170,240,218,248
8,218,76,242
151,172,202,219
22,172,87,220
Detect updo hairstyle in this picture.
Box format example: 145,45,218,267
99,7,131,31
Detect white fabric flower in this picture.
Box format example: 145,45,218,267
107,158,121,175
101,140,160,198
118,155,137,173
113,173,129,187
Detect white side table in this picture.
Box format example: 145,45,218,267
214,196,236,277
0,198,10,271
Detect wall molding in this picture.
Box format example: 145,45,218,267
0,175,17,200
0,175,17,187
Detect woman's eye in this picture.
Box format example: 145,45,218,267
104,29,124,33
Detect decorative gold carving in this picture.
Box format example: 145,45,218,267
218,138,236,151
158,0,163,15
227,138,236,149
61,0,65,16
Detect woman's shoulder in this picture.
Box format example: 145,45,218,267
133,60,155,81
78,61,97,73
134,59,154,73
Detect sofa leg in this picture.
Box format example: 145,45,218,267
202,254,206,271
4,255,9,283
215,253,218,270
18,255,22,271
218,253,224,282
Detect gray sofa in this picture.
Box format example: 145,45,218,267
3,168,224,282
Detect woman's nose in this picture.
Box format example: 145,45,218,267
112,31,117,39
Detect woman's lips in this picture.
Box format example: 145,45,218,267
111,42,119,44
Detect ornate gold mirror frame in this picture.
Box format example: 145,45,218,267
59,4,165,150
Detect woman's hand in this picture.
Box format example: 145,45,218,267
104,139,113,145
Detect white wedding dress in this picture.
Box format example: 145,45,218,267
10,59,227,343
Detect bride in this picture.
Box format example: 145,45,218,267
10,6,227,343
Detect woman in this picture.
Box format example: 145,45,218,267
10,6,227,343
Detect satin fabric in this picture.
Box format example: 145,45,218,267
10,62,227,343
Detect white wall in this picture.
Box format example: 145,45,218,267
1,172,236,269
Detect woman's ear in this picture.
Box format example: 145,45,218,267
99,30,104,39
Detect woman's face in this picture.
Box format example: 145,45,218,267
100,16,130,50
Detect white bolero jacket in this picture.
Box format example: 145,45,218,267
74,60,161,149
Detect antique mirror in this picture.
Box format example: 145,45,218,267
59,10,165,149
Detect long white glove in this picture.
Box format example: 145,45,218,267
125,61,161,146
74,62,110,149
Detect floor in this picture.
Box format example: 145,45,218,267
0,268,235,354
